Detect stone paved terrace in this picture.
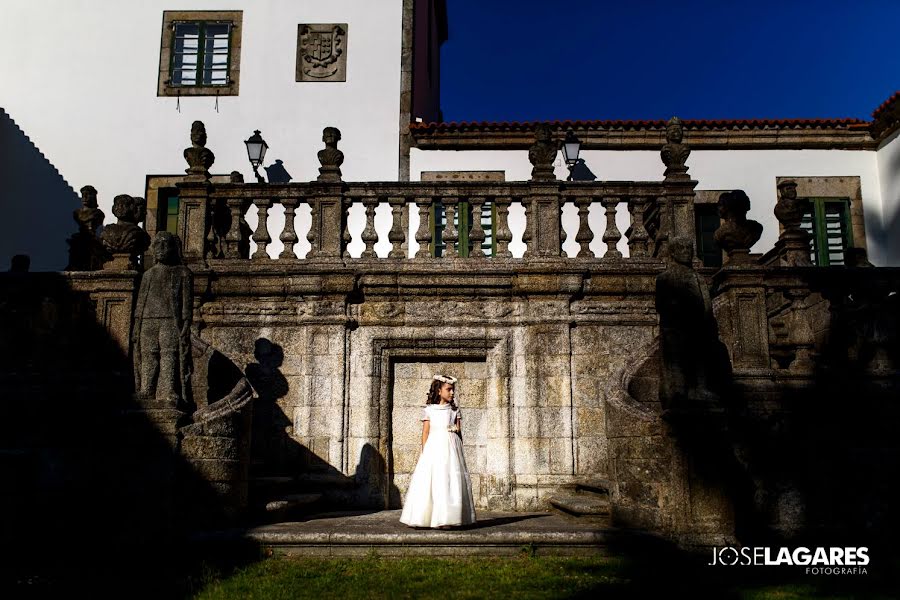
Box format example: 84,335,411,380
191,510,646,557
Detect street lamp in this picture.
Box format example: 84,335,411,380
561,128,581,181
244,130,269,183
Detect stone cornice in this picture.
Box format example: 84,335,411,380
411,119,878,151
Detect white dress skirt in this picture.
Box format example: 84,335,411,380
399,402,477,527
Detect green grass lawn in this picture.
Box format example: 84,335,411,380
189,552,897,600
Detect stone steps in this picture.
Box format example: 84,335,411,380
259,493,323,522
548,492,611,517
549,477,612,519
249,472,355,523
191,509,624,557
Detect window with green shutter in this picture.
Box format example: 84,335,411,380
159,188,180,234
171,21,232,86
430,200,497,257
799,197,853,266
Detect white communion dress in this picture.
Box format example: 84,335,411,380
399,402,477,528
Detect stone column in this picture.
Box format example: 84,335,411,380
177,182,211,265
307,183,345,260
525,182,563,258
711,266,771,374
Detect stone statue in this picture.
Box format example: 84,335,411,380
714,190,763,264
655,236,721,411
773,180,812,267
317,127,344,182
100,194,151,270
184,120,215,181
660,116,691,180
132,231,194,409
528,123,557,181
66,185,106,270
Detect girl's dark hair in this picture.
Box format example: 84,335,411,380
426,378,457,409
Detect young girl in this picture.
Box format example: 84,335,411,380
399,374,477,529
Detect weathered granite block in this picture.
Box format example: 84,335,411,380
576,436,609,476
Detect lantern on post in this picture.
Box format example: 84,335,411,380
561,128,581,181
244,130,269,183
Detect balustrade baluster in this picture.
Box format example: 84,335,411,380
521,198,532,258
494,197,513,258
342,197,352,259
388,197,406,258
442,197,459,258
468,197,486,258
279,198,299,259
627,196,650,257
414,197,432,258
361,197,379,258
251,198,273,260
575,197,595,258
225,198,244,259
602,197,622,259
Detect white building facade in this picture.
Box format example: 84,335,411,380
1,1,897,268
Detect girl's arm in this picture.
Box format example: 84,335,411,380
455,415,462,443
421,419,430,450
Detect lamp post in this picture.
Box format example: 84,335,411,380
244,130,269,183
561,128,581,181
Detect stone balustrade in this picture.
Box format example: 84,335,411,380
169,121,700,266
188,180,683,264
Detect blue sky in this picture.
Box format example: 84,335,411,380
439,0,899,123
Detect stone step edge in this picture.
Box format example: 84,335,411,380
193,529,620,546
263,493,323,513
548,495,612,516
557,478,612,495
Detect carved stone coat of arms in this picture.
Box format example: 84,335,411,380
296,24,348,82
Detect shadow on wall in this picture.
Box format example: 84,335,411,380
0,271,243,592
244,337,400,509
0,109,80,271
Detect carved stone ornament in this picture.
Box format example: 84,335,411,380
660,116,691,180
773,180,812,267
317,127,344,182
100,194,150,271
66,184,106,271
528,123,557,181
297,24,348,82
184,120,215,181
713,190,763,264
132,231,194,410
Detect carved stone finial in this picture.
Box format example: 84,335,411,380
317,126,344,182
66,185,107,270
713,190,763,264
132,231,193,410
661,116,691,180
773,180,813,267
528,124,557,181
99,194,150,270
184,120,215,181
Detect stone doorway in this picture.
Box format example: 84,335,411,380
389,359,489,508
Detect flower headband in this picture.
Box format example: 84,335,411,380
433,374,457,384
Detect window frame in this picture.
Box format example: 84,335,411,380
775,176,866,267
158,10,242,97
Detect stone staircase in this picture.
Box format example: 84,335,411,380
249,474,322,523
548,477,612,520
0,108,77,195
